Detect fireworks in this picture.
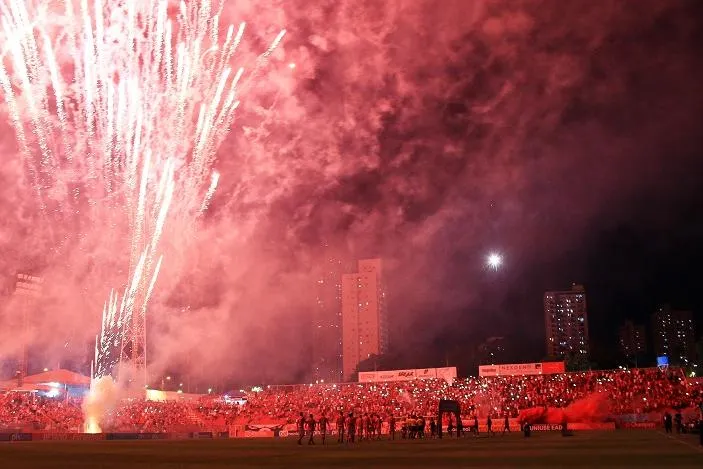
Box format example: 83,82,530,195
0,0,285,382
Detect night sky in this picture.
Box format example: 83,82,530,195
0,0,702,384
311,0,703,375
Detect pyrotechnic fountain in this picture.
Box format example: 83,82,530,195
1,0,284,431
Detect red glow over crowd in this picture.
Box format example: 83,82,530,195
1,368,701,433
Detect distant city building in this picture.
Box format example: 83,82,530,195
477,336,506,365
342,259,388,381
544,284,589,359
618,320,646,365
311,248,351,383
651,306,695,366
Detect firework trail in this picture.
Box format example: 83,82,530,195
0,0,285,381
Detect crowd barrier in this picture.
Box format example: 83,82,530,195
192,432,228,439
228,421,618,438
105,433,169,440
617,413,653,423
2,422,652,442
33,433,107,441
617,422,657,429
529,422,616,431
0,433,32,441
0,431,230,442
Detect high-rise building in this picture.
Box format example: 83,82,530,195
342,259,388,381
311,249,351,383
618,320,646,364
651,306,695,366
544,284,589,359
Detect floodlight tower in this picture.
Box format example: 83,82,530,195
118,288,148,388
117,244,152,388
14,273,42,386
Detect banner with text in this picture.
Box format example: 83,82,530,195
530,422,615,431
359,367,457,383
435,367,458,385
31,433,106,441
478,361,565,377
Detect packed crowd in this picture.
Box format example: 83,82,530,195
1,368,700,432
241,368,702,425
0,394,219,432
104,400,203,433
0,392,82,431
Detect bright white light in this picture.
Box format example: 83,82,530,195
487,253,503,270
288,62,296,69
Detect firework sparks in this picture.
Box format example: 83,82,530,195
0,0,285,382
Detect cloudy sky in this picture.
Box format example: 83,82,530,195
0,0,701,383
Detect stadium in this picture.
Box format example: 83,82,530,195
1,0,703,467
1,364,702,467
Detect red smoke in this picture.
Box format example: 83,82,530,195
518,392,611,424
1,1,701,385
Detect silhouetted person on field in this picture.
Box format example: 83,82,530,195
336,412,345,443
663,412,673,434
297,412,306,445
456,415,463,437
307,414,316,445
487,415,494,436
319,414,328,445
359,414,369,441
503,414,510,435
373,413,381,440
347,413,356,443
561,417,572,437
674,411,682,433
473,415,479,437
429,417,437,438
389,415,396,440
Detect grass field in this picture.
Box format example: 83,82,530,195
1,431,701,468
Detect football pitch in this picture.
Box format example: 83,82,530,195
1,431,701,468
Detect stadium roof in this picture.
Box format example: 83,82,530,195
23,369,91,386
3,383,51,392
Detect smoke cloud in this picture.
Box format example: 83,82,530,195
0,0,701,384
83,376,120,433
